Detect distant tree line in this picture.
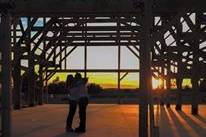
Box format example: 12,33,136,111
47,81,66,94
182,79,206,91
47,76,103,95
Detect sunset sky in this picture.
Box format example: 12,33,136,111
49,73,139,89
20,18,140,89
48,46,140,89
20,16,194,89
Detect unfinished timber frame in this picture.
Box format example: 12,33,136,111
0,0,206,137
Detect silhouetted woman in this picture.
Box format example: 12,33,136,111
73,73,89,133
65,74,77,132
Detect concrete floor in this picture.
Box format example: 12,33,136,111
12,104,206,137
159,105,206,137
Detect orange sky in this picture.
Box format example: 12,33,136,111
49,73,192,89
49,73,139,89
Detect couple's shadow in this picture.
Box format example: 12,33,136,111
55,132,82,137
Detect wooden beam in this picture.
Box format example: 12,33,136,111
57,42,139,46
12,0,206,16
13,0,139,16
32,26,140,32
0,10,12,137
58,17,140,23
46,69,139,73
44,36,139,41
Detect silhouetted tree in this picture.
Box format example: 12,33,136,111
21,71,39,101
48,81,66,94
87,83,103,95
52,76,60,83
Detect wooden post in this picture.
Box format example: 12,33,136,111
191,13,200,115
28,53,35,107
175,22,183,111
166,61,171,108
13,21,22,110
176,76,182,110
0,10,12,137
191,74,199,115
117,17,121,90
84,20,87,78
191,42,199,115
139,0,152,137
38,66,43,105
162,17,171,108
45,72,49,103
27,17,35,107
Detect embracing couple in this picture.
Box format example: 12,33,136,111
65,73,89,133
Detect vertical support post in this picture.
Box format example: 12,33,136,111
42,18,46,104
27,17,35,107
60,45,62,69
117,17,121,90
45,72,49,104
191,70,199,115
160,67,164,89
28,50,35,107
175,22,183,111
84,44,87,78
84,17,87,78
53,40,56,65
38,65,43,105
0,11,12,137
166,61,171,90
191,13,200,115
65,47,67,70
175,78,182,111
176,76,182,110
139,0,152,137
13,21,21,109
166,59,171,108
161,16,171,107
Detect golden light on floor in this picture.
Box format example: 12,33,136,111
172,109,200,137
152,77,164,89
165,107,180,137
183,112,206,130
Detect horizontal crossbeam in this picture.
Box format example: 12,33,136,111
12,0,206,16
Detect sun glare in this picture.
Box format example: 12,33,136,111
152,77,164,89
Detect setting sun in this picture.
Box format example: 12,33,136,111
152,77,164,89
